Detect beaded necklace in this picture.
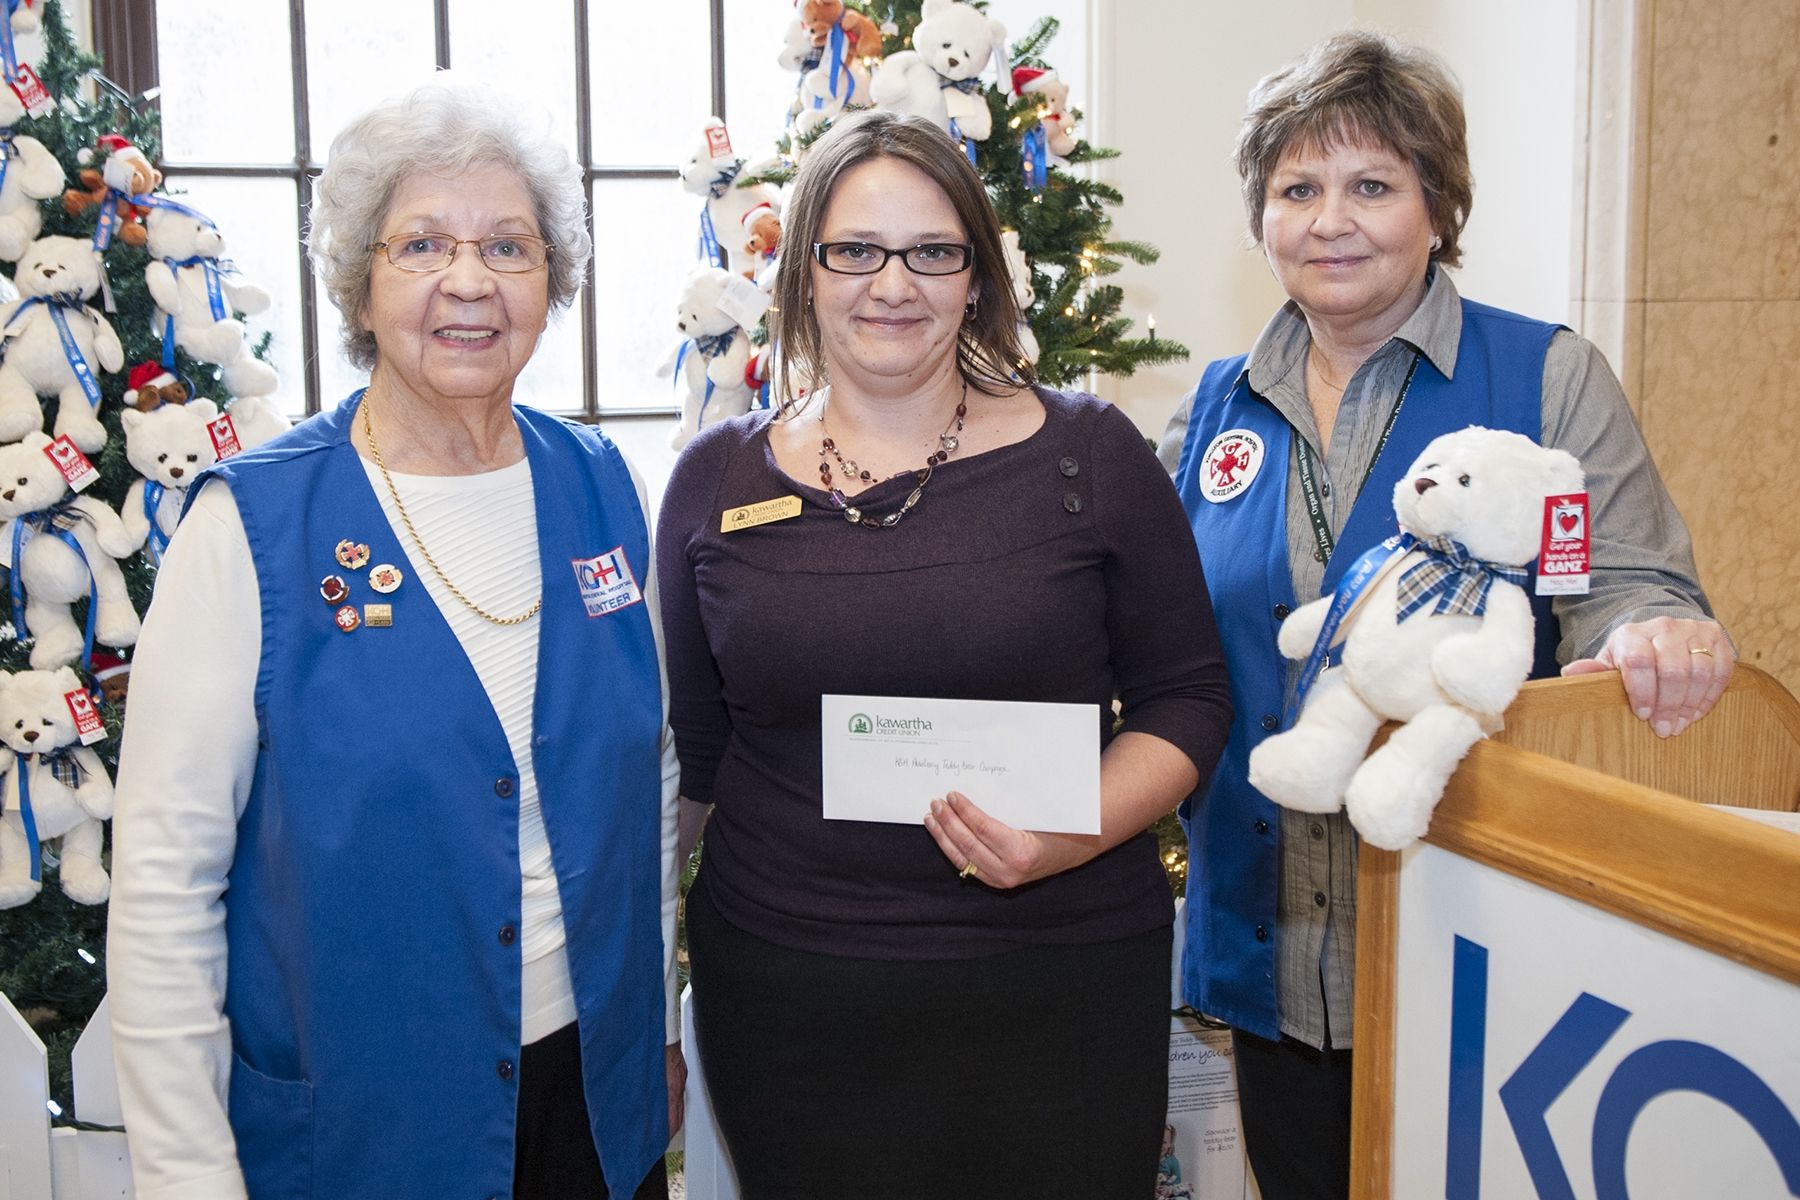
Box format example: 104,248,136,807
816,383,968,530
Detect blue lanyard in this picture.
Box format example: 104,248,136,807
1292,352,1420,563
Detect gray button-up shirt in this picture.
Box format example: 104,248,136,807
1158,271,1713,1048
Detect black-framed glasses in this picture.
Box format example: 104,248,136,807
368,232,553,274
811,241,973,276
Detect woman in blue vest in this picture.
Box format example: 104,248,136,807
106,78,681,1200
1162,32,1733,1199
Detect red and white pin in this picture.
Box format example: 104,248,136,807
1198,429,1265,504
335,540,371,570
334,604,361,633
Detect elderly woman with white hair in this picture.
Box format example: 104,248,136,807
106,78,681,1200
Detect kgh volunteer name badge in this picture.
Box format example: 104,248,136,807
572,547,644,616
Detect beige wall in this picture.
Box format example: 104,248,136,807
1094,1,1580,433
1574,0,1800,691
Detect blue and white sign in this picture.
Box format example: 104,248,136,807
1391,844,1800,1198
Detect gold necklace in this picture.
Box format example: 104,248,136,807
361,394,542,627
1308,346,1350,395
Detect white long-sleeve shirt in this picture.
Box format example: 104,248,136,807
107,454,681,1200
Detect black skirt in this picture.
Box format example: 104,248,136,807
687,875,1172,1200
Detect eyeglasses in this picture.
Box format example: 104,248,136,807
811,241,973,276
368,232,553,274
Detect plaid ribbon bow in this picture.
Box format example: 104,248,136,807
691,330,737,358
1393,533,1530,622
39,748,87,789
706,161,744,200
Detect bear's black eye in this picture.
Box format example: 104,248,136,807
187,454,199,462
40,718,52,726
15,477,26,486
157,453,168,463
1457,474,1471,487
12,720,21,729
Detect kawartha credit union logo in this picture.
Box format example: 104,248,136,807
846,711,933,736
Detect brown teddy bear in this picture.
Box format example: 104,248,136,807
798,0,883,59
61,134,162,249
125,361,192,412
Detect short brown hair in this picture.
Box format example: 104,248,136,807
1234,31,1473,268
771,109,1035,407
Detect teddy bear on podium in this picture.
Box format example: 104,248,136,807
1249,427,1584,850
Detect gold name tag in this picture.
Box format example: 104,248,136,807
721,495,803,533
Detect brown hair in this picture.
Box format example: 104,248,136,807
1234,30,1473,268
771,109,1035,408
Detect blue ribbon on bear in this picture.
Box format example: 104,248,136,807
9,497,101,671
940,76,983,166
0,132,17,199
141,479,171,566
825,21,857,106
1021,123,1049,190
1281,533,1411,730
671,329,739,425
4,295,105,409
9,752,43,883
0,0,22,86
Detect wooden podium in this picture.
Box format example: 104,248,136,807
1350,666,1800,1196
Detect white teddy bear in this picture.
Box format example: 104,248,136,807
678,119,782,273
0,431,141,668
142,204,280,399
999,229,1039,366
0,87,66,261
662,267,754,451
1247,427,1584,851
0,235,125,451
121,395,221,564
869,0,1006,142
0,666,115,908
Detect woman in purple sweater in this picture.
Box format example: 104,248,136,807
657,110,1232,1200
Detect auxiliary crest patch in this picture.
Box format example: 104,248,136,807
1199,429,1265,503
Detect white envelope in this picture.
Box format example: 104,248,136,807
820,694,1101,834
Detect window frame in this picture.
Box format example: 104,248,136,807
138,0,729,421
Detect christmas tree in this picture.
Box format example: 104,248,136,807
0,0,281,1118
758,1,1187,385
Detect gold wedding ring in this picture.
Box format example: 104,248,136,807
959,861,979,880
1690,648,1713,656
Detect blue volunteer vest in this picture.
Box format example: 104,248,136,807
1172,300,1561,1039
189,391,668,1198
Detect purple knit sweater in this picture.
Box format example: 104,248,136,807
657,389,1232,959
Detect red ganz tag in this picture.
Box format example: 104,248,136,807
43,435,99,492
704,123,734,159
1537,491,1591,595
10,64,53,118
64,688,106,746
207,413,243,460
571,547,644,617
